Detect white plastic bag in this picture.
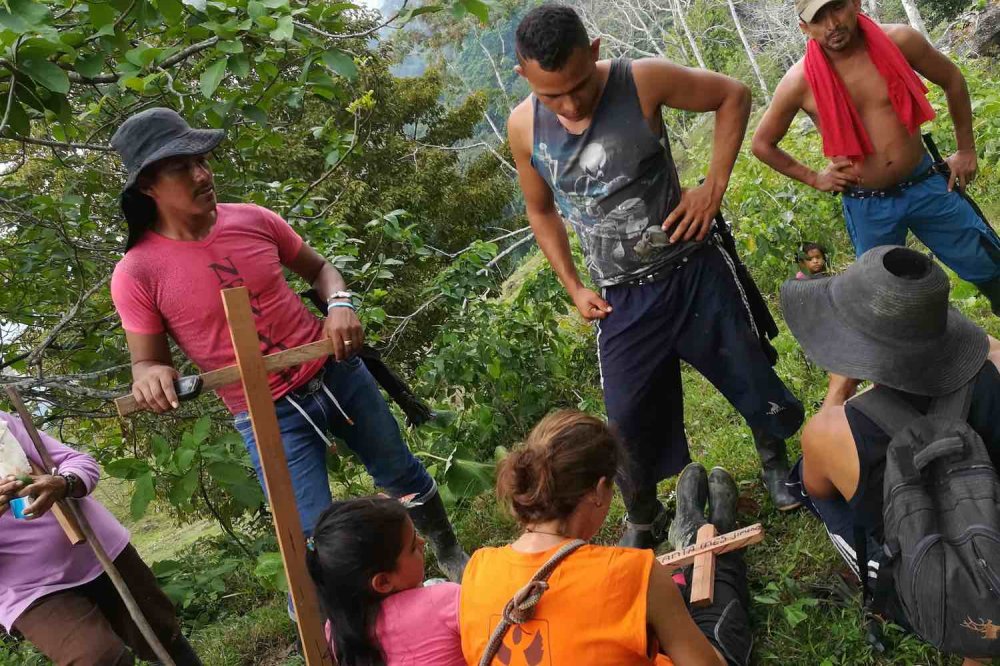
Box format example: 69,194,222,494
0,421,31,479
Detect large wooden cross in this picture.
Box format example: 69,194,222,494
220,287,332,665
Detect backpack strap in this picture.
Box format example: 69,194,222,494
928,380,975,421
479,539,586,666
847,387,922,437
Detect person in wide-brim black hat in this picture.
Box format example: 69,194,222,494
781,245,988,396
779,245,1000,644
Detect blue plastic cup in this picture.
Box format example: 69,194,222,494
9,496,32,520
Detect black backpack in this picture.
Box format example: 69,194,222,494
850,380,1000,657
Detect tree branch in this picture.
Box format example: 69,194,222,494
27,274,113,366
65,36,221,84
2,134,113,151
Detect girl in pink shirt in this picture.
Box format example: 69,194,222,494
306,497,465,666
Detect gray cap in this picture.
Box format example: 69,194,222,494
110,107,224,192
780,246,988,396
795,0,837,22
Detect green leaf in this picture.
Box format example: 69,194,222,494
75,53,106,78
269,14,294,41
398,4,443,23
0,0,51,32
444,457,494,498
168,467,199,505
459,0,489,23
191,415,212,444
130,473,155,519
228,480,264,509
21,59,70,94
88,3,117,28
228,54,250,78
157,0,184,23
247,1,266,18
254,551,288,592
217,40,244,54
261,0,289,8
175,447,197,471
199,58,228,98
105,457,151,480
242,104,267,126
207,461,248,485
6,100,30,136
321,49,357,79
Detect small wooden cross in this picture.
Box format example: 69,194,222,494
656,523,765,606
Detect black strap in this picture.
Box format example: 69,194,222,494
847,388,921,437
928,381,975,420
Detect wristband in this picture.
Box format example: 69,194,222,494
59,472,81,499
327,291,353,303
327,301,356,312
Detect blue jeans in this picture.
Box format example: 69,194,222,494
842,154,1000,285
234,356,434,537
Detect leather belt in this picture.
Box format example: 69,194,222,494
842,163,945,200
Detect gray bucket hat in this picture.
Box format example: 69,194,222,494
110,107,225,192
780,246,988,396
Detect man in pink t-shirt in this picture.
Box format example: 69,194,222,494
108,108,467,584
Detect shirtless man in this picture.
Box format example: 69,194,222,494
508,5,804,550
753,0,1000,314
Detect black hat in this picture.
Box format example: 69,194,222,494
111,107,224,192
780,246,988,396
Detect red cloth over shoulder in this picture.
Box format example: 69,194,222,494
803,14,935,161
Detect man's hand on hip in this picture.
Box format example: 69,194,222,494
132,364,180,413
571,286,612,322
946,149,977,192
811,158,860,193
324,307,364,362
662,183,720,243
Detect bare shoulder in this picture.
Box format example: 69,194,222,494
507,97,533,154
776,59,808,99
883,23,930,54
802,405,853,449
630,57,686,93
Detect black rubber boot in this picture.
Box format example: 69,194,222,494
974,276,1000,316
668,462,709,550
406,484,469,583
752,427,801,512
708,467,738,535
619,502,670,550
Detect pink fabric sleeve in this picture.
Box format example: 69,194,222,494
259,206,305,265
111,265,165,334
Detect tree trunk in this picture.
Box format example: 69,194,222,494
726,0,770,100
863,0,879,20
899,0,928,37
673,0,706,68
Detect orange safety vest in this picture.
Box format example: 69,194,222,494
460,542,674,666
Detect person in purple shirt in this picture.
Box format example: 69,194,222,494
0,411,200,665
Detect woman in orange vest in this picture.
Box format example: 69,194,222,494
460,410,752,665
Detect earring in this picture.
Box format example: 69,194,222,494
594,500,603,508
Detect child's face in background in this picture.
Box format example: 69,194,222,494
800,249,827,275
390,517,427,591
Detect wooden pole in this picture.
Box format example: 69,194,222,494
221,287,331,666
5,387,176,666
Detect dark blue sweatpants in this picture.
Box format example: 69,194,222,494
597,242,803,520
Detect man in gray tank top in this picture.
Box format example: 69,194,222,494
508,5,805,549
